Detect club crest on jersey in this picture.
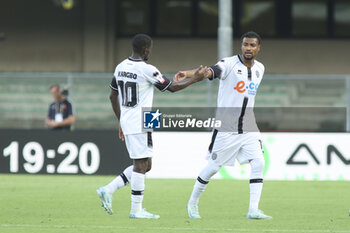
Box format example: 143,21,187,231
237,69,242,75
153,71,165,84
256,70,260,78
143,109,162,129
234,81,259,95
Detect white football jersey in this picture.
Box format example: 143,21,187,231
110,57,172,135
209,55,264,133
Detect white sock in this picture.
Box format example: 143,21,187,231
249,181,263,212
188,162,221,205
130,171,145,213
249,158,264,212
188,178,208,205
105,165,133,194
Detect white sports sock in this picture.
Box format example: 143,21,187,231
130,171,145,213
188,162,221,205
249,158,264,212
123,165,133,181
105,165,133,194
249,181,263,212
188,179,208,205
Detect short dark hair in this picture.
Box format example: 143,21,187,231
132,34,152,54
50,84,60,90
240,31,262,44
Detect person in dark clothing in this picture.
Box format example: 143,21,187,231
45,84,75,130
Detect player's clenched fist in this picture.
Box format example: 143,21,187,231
174,70,187,82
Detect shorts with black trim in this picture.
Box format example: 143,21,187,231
206,131,264,166
124,132,153,159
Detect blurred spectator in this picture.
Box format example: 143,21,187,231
45,84,75,130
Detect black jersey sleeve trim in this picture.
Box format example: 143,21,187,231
208,67,215,80
155,75,172,92
109,84,118,91
110,78,118,91
209,65,222,80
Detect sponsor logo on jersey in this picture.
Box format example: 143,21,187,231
143,109,162,129
156,75,165,84
153,72,165,84
234,81,259,95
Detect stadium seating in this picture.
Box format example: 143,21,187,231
0,73,347,131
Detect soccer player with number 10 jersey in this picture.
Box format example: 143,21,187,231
96,34,209,219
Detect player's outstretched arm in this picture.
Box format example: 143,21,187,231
174,67,213,82
174,69,196,82
167,66,210,92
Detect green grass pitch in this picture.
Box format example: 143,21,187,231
0,174,349,233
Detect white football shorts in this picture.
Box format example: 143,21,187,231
206,131,264,166
124,132,153,159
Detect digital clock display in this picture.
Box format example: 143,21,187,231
3,141,100,174
0,130,131,175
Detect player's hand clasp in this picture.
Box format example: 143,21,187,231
194,65,209,81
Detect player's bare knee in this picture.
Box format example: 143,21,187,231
146,164,152,172
133,158,148,174
134,166,147,174
146,159,152,172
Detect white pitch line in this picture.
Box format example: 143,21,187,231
1,224,350,233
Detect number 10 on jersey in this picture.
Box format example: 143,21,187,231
118,81,138,107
